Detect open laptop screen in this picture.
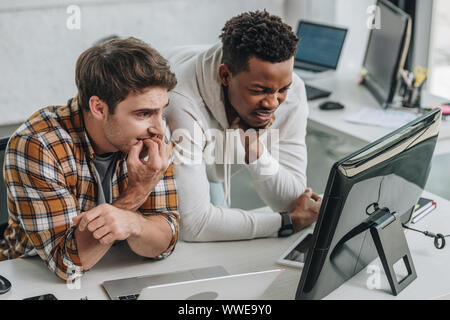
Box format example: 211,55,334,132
295,20,347,71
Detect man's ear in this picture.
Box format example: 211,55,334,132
218,64,232,86
88,96,108,120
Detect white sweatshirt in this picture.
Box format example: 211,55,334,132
163,43,309,242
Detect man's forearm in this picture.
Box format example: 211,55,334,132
112,191,172,257
113,186,148,212
74,204,173,269
75,227,112,271
126,214,173,258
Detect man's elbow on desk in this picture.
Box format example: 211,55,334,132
73,205,178,269
126,214,177,259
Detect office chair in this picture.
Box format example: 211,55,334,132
0,137,10,239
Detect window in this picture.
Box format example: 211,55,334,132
428,0,450,100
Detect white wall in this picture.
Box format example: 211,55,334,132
284,0,336,30
0,0,284,125
0,0,383,126
335,0,376,73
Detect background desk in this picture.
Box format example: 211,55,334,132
0,191,449,300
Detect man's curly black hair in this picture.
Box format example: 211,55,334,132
220,10,299,74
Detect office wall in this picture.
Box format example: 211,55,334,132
335,0,376,72
0,0,390,127
284,0,336,29
0,0,284,126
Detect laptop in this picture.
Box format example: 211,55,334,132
102,265,283,300
294,20,347,100
138,269,283,300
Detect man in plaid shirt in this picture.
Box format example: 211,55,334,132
0,38,179,282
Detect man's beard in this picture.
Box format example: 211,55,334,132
103,120,132,154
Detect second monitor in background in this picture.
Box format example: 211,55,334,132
294,20,348,101
294,20,348,73
361,0,412,108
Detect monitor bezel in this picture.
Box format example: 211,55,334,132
294,19,348,71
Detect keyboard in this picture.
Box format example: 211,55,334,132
118,293,140,300
305,84,331,101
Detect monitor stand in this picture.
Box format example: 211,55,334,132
369,207,417,295
330,206,417,296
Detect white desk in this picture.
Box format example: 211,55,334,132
301,70,450,155
0,190,449,300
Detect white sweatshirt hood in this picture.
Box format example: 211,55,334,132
195,43,229,130
195,43,234,206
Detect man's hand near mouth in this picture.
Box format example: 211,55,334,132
115,135,170,211
231,114,276,164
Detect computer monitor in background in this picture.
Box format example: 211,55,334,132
294,20,348,73
295,108,441,300
294,20,348,100
362,0,412,108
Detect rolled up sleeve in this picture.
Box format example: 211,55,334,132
138,163,179,259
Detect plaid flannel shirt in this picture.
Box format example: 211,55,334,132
0,98,179,281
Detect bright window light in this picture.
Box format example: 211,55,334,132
428,0,450,100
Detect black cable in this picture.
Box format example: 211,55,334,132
402,224,450,249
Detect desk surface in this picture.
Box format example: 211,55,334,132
0,191,449,300
302,70,450,156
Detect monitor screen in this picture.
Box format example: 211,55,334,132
295,108,441,300
295,21,347,70
362,0,411,107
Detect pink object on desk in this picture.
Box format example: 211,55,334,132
427,105,450,115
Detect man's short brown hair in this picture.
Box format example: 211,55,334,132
75,37,177,114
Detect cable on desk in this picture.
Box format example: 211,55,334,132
402,224,450,249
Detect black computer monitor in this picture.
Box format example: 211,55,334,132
294,20,348,72
296,108,441,300
362,0,412,108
